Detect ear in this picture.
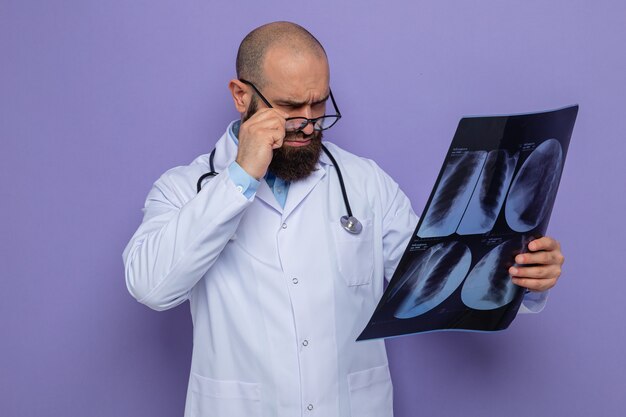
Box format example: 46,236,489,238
228,79,250,114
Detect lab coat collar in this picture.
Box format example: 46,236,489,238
281,160,326,219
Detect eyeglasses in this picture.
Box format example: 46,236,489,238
239,78,342,132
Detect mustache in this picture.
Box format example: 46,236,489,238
285,130,319,141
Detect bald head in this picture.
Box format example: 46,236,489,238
236,21,327,88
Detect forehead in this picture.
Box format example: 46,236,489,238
261,45,330,100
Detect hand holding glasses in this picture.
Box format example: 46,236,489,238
239,79,342,133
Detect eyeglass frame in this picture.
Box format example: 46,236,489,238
239,78,342,132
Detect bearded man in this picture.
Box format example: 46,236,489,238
123,21,564,417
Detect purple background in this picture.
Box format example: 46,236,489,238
2,1,625,416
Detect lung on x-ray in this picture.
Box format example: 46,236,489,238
456,150,519,235
505,139,563,232
461,236,530,310
418,152,486,237
392,241,472,319
358,105,578,341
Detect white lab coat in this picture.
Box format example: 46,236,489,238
123,122,546,417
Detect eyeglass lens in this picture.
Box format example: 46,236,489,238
285,116,339,132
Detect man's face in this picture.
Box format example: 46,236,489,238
244,46,330,181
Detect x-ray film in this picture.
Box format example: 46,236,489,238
358,105,578,341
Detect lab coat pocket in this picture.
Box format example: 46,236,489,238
189,372,261,417
347,364,393,417
331,218,374,286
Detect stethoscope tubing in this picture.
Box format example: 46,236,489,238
196,149,218,193
196,144,362,234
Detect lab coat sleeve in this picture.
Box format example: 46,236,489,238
519,290,549,313
368,163,419,280
122,167,253,311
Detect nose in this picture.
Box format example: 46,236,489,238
300,106,315,135
301,120,315,135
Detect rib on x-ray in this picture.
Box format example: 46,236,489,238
417,151,486,238
457,150,519,235
395,241,471,319
505,139,563,232
461,237,527,310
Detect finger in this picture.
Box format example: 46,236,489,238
272,133,284,149
244,107,278,121
245,117,286,141
246,111,285,128
274,109,290,119
511,276,557,292
527,236,560,252
515,250,564,266
243,109,288,130
509,264,561,280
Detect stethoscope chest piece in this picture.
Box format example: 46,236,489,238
340,215,362,235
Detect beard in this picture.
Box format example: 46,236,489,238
267,130,323,182
243,97,323,182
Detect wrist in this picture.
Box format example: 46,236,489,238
235,157,264,180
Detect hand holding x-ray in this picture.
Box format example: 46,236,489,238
510,236,564,292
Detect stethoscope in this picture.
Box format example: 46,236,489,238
196,144,363,234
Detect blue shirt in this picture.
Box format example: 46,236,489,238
227,120,290,207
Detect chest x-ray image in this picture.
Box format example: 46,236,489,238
358,105,578,341
392,241,472,319
505,139,563,232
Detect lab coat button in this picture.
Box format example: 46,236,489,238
281,223,287,229
292,277,298,284
235,185,244,193
307,404,314,411
302,339,309,347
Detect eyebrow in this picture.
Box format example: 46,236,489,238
274,93,330,107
